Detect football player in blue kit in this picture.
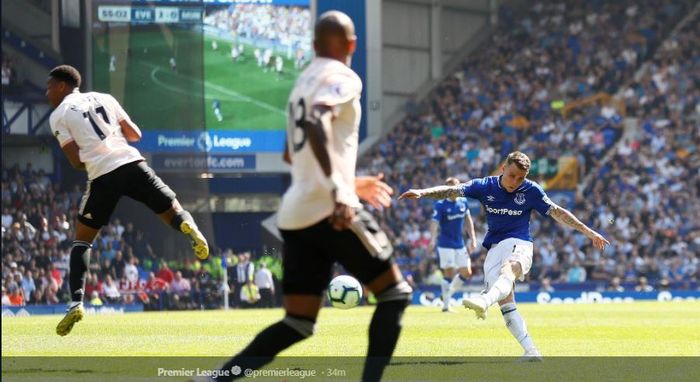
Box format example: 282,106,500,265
430,177,477,312
400,151,609,360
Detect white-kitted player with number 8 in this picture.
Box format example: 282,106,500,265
46,65,209,337
215,11,411,382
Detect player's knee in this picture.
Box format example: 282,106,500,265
282,314,316,338
375,280,412,305
460,267,472,278
500,262,515,281
70,240,92,271
498,290,515,305
509,261,523,279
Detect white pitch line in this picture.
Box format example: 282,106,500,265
146,63,286,116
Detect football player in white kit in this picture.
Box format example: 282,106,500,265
215,11,411,382
46,65,209,336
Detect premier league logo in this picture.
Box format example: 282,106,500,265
197,132,213,152
514,192,526,205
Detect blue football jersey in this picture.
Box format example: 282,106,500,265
432,197,470,249
459,176,554,249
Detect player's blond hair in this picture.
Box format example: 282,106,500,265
445,177,460,186
506,151,531,172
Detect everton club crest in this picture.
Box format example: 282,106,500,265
514,193,526,205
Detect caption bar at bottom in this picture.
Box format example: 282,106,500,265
157,366,347,379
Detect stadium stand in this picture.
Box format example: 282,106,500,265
0,163,281,309
2,1,698,311
358,0,698,290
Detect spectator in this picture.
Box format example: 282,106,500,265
170,271,191,309
608,277,625,292
635,276,654,292
254,262,275,308
539,277,555,293
566,261,587,283
102,275,121,303
89,291,103,306
157,260,175,284
240,280,260,308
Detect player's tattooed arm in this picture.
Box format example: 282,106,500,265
398,185,461,200
549,204,610,250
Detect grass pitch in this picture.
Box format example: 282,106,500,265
2,302,699,381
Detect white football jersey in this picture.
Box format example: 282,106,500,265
277,57,363,230
50,90,144,180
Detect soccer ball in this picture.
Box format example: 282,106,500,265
327,275,363,309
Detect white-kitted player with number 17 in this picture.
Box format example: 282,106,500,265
46,65,209,337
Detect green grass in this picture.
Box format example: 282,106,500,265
91,27,301,132
93,26,205,131
2,302,700,381
203,36,302,131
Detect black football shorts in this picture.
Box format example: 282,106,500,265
77,160,176,229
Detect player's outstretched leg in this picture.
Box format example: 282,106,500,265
463,261,518,319
163,207,209,260
363,279,412,382
214,295,320,382
57,222,99,336
500,299,541,362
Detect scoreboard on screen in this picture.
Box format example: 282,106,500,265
97,5,202,24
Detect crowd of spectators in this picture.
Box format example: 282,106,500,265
204,4,311,56
3,2,698,309
1,163,280,308
358,1,698,291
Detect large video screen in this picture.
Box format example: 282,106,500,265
91,0,311,154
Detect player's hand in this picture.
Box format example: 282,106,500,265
587,231,610,250
428,240,435,254
468,240,478,253
329,202,354,231
356,173,393,209
398,189,423,200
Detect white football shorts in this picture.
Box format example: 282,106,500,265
437,247,471,269
483,238,533,291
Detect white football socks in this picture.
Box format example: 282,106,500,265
449,274,464,293
500,302,536,352
441,277,451,309
482,273,515,306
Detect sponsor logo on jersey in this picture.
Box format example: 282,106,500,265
487,195,495,202
446,213,465,220
484,205,523,216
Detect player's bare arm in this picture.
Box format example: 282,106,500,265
398,185,461,200
119,119,142,142
355,173,393,209
466,213,477,253
428,220,438,252
549,203,610,250
61,141,85,170
305,104,353,230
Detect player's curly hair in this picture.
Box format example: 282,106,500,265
506,151,531,172
49,65,81,88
